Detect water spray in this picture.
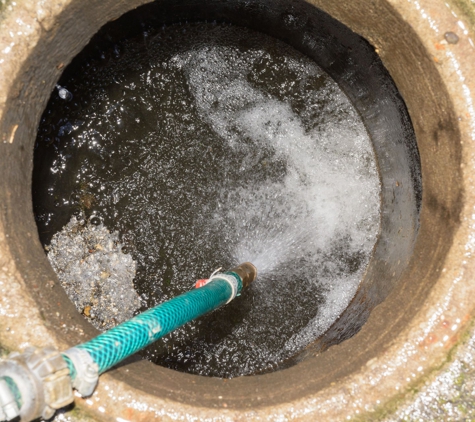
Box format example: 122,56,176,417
0,263,257,421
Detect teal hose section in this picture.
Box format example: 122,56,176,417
1,376,22,409
73,272,242,374
61,355,77,381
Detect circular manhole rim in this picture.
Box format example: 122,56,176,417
1,0,475,420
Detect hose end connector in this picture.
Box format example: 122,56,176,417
229,262,257,289
0,347,74,422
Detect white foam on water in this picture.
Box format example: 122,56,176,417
47,216,140,330
174,44,381,356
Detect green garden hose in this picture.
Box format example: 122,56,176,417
0,262,257,422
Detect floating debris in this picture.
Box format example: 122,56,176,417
56,84,73,101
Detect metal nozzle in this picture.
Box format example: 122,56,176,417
229,262,257,288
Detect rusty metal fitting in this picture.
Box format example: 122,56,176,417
229,262,257,288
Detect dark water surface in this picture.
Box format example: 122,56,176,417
33,22,380,377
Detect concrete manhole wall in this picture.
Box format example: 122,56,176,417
0,0,475,420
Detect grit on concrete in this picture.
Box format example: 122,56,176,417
383,328,475,421
47,216,140,331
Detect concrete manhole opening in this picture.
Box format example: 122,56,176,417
32,0,421,379
0,0,465,417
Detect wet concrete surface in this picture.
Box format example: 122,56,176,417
387,326,475,421
45,325,475,421
2,0,475,420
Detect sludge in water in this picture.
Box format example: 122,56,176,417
33,22,381,377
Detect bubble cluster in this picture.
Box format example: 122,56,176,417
34,22,380,377
47,215,140,330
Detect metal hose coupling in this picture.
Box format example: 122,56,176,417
229,262,258,288
195,262,257,301
0,347,74,421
